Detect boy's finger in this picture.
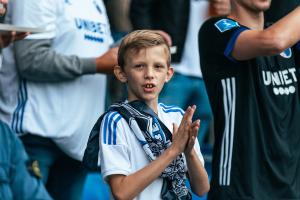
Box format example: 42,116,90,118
191,119,200,130
191,126,199,138
172,123,178,135
182,106,192,121
190,136,196,145
190,120,200,137
178,106,191,131
185,105,196,122
181,105,196,126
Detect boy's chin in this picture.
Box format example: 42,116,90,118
139,94,159,102
128,95,158,103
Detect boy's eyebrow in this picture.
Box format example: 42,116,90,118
153,60,168,65
131,61,146,65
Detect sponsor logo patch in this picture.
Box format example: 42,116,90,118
262,67,297,96
214,19,240,33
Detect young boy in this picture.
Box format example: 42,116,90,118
92,30,209,199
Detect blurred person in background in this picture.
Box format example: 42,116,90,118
0,120,52,200
105,0,132,42
0,0,51,199
104,0,132,106
0,0,118,199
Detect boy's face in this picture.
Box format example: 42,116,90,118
115,45,173,105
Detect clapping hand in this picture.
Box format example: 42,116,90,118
171,105,200,155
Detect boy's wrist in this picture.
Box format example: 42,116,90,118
167,145,181,159
184,149,197,161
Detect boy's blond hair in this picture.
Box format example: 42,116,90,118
118,30,171,69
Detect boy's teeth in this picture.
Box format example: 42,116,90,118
146,84,153,88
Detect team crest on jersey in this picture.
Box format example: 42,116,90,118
280,48,292,59
214,19,240,33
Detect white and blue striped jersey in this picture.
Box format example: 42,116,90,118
99,103,204,200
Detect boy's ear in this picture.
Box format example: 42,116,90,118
114,65,128,83
165,66,174,83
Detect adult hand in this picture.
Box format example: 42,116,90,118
95,47,119,73
0,32,28,48
155,30,172,47
0,0,8,16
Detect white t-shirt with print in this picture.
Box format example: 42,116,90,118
173,0,209,78
10,0,113,160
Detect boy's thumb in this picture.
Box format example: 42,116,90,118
172,123,178,134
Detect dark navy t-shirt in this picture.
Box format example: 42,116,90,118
199,17,300,200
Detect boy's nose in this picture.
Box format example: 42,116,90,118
144,67,154,79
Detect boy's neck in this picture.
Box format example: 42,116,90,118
228,4,264,30
147,101,158,114
127,98,159,114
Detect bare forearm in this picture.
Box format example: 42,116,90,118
265,6,300,51
232,6,300,60
186,150,210,197
109,147,179,200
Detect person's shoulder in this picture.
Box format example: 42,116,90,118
100,110,127,145
158,103,184,116
200,17,241,35
102,110,124,124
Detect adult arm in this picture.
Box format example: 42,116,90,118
107,106,196,200
14,39,96,82
14,39,118,82
232,6,300,60
12,0,117,82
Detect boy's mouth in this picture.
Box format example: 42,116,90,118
144,83,155,88
143,83,156,92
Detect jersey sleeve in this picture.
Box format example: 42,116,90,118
99,111,132,180
199,17,249,63
12,0,58,39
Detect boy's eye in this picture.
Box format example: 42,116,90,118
134,64,144,68
155,65,164,69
